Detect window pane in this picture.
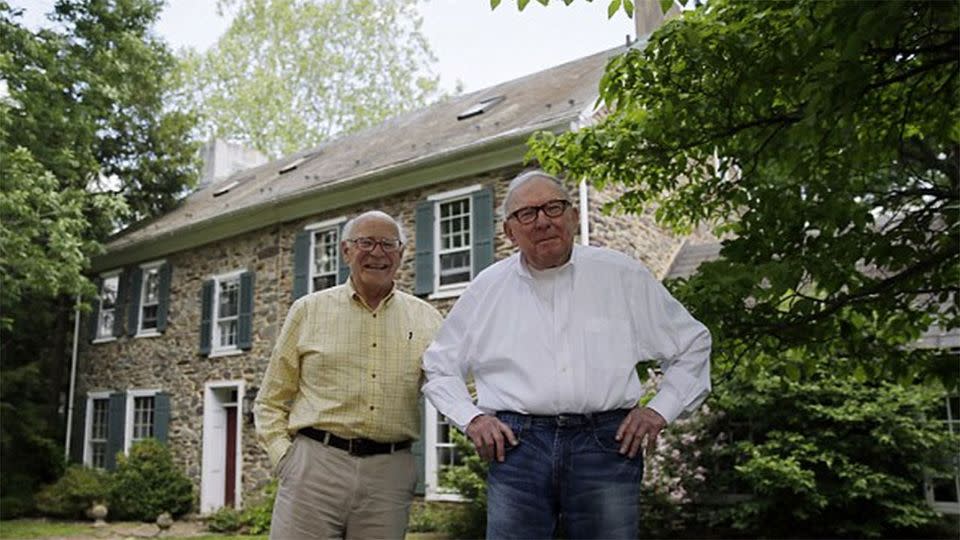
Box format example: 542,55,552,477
313,229,339,277
133,396,155,440
219,320,238,347
143,268,160,304
98,309,114,338
440,251,471,286
932,477,959,502
219,280,239,318
313,274,337,292
101,276,119,309
141,305,158,330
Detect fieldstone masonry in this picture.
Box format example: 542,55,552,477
76,165,688,505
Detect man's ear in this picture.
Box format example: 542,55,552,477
340,240,351,262
503,221,516,244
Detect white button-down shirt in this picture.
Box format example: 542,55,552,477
422,245,712,431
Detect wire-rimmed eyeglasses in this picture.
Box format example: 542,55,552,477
507,199,572,225
347,237,403,252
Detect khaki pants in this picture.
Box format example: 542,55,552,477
269,434,417,540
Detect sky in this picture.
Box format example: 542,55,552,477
12,0,634,94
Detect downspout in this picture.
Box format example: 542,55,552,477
579,180,590,245
64,295,81,460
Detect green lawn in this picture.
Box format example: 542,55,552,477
0,519,92,539
0,519,446,539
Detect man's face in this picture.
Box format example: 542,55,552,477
342,216,404,292
503,177,579,270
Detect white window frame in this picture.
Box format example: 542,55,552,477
306,217,346,293
124,388,161,453
83,391,111,468
211,269,245,356
423,400,467,502
136,260,165,337
429,184,482,300
93,271,121,343
926,393,960,514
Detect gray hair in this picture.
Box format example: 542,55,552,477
500,169,571,218
342,210,408,244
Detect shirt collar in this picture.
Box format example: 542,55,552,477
515,245,578,279
347,276,395,312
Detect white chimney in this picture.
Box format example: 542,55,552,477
634,0,682,40
198,139,268,189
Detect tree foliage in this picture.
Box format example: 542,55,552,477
529,0,959,385
0,0,200,514
173,0,441,158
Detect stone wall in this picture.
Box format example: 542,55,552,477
75,164,686,505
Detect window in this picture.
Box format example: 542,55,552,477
437,197,472,288
928,394,960,513
138,262,163,334
416,184,493,299
96,273,120,340
124,389,160,452
424,401,467,501
311,227,339,292
85,394,110,469
214,274,241,353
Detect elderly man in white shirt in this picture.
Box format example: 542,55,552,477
422,170,711,540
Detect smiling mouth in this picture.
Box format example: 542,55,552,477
364,264,390,271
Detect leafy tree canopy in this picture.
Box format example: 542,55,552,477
529,0,959,385
173,0,441,159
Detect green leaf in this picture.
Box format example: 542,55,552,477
608,0,622,19
659,0,674,13
490,0,502,9
518,0,531,11
623,0,634,18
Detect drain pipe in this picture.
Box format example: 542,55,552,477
64,295,81,460
579,180,590,245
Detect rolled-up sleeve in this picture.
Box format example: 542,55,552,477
422,289,484,431
634,272,712,424
254,298,306,467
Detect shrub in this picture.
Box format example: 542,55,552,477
240,479,277,535
437,429,488,539
34,465,111,519
108,438,193,521
206,506,243,533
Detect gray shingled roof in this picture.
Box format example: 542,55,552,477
95,47,623,271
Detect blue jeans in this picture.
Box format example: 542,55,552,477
486,409,643,540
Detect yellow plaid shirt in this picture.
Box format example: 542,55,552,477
254,279,443,466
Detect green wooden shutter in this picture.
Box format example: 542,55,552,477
113,270,127,337
337,223,350,285
106,392,126,471
156,263,172,333
199,280,214,355
414,200,434,296
154,392,171,443
412,396,426,495
88,278,102,341
69,398,86,464
238,271,255,350
126,268,143,336
293,230,311,300
472,186,496,276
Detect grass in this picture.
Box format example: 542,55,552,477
0,519,92,539
0,519,445,539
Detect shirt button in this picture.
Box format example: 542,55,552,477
369,405,375,411
372,313,377,318
372,343,377,348
371,373,376,379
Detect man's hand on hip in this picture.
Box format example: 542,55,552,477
466,414,518,462
616,407,666,459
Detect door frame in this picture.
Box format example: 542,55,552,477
200,380,246,513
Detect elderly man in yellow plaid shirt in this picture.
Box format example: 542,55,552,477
255,210,443,540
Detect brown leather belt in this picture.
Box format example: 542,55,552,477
299,427,411,457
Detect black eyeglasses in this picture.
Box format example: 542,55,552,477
347,237,403,252
508,199,572,224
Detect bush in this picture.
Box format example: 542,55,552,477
240,479,277,535
34,465,111,519
206,506,243,533
108,438,193,521
437,429,487,539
